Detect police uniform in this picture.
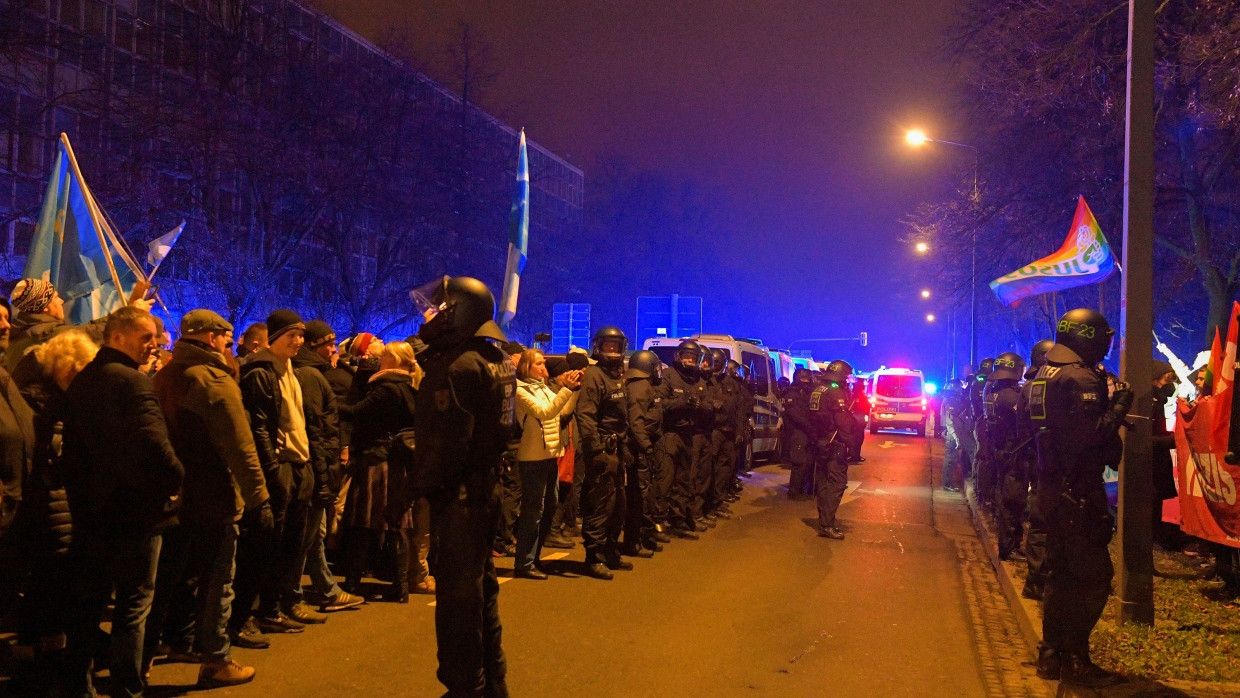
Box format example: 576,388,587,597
624,370,662,553
970,365,994,506
734,374,756,480
1030,310,1129,687
808,379,851,534
576,362,628,567
695,369,723,522
783,379,816,498
659,363,709,532
984,367,1024,559
1017,365,1048,598
415,333,515,696
711,369,741,512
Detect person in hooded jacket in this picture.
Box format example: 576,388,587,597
623,349,663,557
511,349,580,579
339,341,419,602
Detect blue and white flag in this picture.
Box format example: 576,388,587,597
24,134,143,324
497,130,529,327
147,220,185,273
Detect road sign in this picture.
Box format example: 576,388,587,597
551,303,590,354
636,294,702,343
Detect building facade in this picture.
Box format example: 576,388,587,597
0,0,583,337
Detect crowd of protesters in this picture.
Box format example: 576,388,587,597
0,276,764,697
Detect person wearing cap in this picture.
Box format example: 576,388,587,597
233,309,313,641
146,309,268,686
59,306,183,698
290,320,362,613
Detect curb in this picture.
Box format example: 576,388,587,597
962,480,1240,697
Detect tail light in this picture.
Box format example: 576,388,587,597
920,398,928,410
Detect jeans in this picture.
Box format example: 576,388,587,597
514,459,558,571
292,505,343,603
145,522,238,664
63,527,162,698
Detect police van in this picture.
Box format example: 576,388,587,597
867,367,929,437
642,334,782,460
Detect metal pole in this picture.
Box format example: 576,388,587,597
970,150,979,369
1117,0,1156,626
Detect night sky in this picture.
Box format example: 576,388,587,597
309,0,963,374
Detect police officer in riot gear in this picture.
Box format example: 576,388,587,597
1032,309,1129,688
395,276,516,697
783,368,817,500
576,327,631,580
984,351,1027,561
970,357,996,505
693,351,721,530
623,350,663,557
730,361,756,486
810,360,855,540
658,340,709,539
707,349,738,518
1019,339,1054,600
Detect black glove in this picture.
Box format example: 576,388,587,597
254,501,275,530
1098,382,1134,438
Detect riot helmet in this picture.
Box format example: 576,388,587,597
710,348,727,374
1029,339,1054,369
1048,308,1114,365
625,350,662,380
793,368,813,384
591,326,627,365
412,276,504,347
698,352,714,376
726,359,741,377
989,352,1026,381
673,340,703,374
978,357,995,375
823,359,853,383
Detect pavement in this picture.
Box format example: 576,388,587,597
105,432,1041,696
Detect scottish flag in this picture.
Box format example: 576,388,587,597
497,130,529,327
24,134,141,323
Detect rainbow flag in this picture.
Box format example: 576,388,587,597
988,196,1117,306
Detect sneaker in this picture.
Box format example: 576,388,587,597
256,612,305,634
198,659,257,688
320,590,366,612
543,533,576,549
283,601,328,624
229,619,270,649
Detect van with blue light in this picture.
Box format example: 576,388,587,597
867,367,929,437
642,334,781,459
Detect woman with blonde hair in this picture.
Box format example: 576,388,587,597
339,340,420,601
512,349,582,579
11,329,98,665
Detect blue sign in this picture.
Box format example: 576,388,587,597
551,303,591,354
636,294,703,344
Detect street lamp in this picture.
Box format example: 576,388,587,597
926,314,936,322
915,241,929,254
905,128,980,372
920,289,931,299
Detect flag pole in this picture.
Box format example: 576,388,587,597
59,134,127,301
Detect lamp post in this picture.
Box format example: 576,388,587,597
906,129,980,372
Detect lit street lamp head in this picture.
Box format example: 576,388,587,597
920,289,931,299
926,314,936,322
905,129,928,147
915,242,929,254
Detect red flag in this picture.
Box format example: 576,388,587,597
1213,302,1240,457
1205,328,1223,395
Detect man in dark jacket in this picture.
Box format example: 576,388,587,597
290,320,362,614
0,296,34,535
656,340,708,538
148,309,267,687
783,369,816,500
234,309,314,640
60,306,184,698
623,350,663,557
576,327,631,579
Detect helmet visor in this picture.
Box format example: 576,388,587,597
410,276,450,322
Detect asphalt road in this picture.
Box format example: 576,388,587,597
146,431,993,697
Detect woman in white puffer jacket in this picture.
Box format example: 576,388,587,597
512,349,582,578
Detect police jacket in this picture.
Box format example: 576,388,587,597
700,374,725,432
625,376,662,455
577,362,627,452
155,339,269,524
716,373,741,433
410,334,516,499
783,382,815,466
808,382,853,444
983,378,1021,452
1030,345,1120,508
1016,368,1040,465
736,378,755,434
62,346,184,533
660,365,708,432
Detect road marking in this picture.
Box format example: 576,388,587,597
838,480,863,506
428,552,572,606
877,440,906,449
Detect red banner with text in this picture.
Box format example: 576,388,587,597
1174,396,1240,547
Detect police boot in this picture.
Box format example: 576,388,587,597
1034,644,1061,681
621,544,654,558
1059,650,1122,688
1021,580,1044,601
584,563,614,581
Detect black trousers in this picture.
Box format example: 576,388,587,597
1023,478,1049,594
814,447,849,529
649,433,676,525
623,449,655,548
694,432,716,517
496,454,520,546
1042,525,1113,653
581,447,625,565
996,456,1030,559
431,480,506,696
710,430,736,509
665,430,702,529
260,461,312,617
